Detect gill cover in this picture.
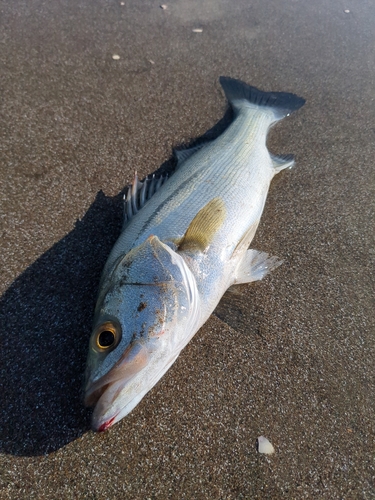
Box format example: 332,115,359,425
85,235,199,404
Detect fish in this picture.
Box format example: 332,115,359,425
84,77,305,431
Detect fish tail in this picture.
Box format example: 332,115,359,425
219,76,305,121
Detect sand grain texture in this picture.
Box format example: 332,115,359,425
1,0,374,498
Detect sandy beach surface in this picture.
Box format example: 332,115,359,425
1,0,374,498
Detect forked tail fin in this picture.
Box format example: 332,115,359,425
219,76,305,121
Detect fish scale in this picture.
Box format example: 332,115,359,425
104,112,272,277
84,77,305,431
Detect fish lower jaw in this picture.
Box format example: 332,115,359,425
91,351,183,431
97,416,117,432
92,388,149,432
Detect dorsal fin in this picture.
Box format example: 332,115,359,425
123,172,168,225
174,144,206,167
179,197,226,253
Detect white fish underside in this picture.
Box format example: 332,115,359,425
85,77,305,431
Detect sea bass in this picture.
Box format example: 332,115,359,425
84,77,305,431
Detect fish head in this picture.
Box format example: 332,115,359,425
84,235,200,431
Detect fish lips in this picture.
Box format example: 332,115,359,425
84,341,150,431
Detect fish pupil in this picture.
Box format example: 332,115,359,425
98,330,115,348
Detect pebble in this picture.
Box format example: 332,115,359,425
344,9,350,13
160,4,167,9
192,28,203,33
112,54,120,60
257,436,275,454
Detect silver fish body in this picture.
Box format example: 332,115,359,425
85,77,305,431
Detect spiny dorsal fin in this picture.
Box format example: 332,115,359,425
270,153,295,172
123,171,168,225
179,197,226,253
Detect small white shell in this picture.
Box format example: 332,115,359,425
112,54,120,60
192,28,203,33
160,4,167,9
257,436,275,454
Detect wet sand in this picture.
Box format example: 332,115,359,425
1,0,374,498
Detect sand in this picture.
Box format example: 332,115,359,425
1,0,374,498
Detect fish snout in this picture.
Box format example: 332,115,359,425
84,340,151,412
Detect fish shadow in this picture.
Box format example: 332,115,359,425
0,108,234,457
0,191,127,456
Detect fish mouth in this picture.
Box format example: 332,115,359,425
84,341,150,431
98,416,117,432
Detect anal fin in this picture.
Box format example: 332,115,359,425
271,154,295,173
233,249,283,285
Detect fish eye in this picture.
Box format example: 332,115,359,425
98,330,115,348
94,322,121,351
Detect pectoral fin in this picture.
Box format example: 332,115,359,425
233,249,283,285
179,197,226,253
